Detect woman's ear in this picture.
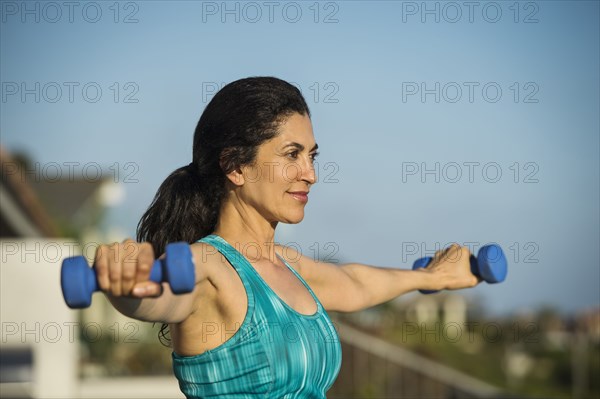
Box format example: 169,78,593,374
225,167,245,186
219,148,245,186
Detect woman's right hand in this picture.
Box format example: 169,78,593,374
95,239,164,298
422,243,481,291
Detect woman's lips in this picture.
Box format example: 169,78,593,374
288,191,308,203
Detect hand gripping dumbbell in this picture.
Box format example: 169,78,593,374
412,244,507,294
61,242,195,308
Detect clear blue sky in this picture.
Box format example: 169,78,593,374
1,1,598,316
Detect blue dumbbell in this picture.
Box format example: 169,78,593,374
61,242,195,309
412,244,507,294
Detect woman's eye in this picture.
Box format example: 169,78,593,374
286,150,319,162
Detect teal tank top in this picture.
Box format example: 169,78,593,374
172,234,342,398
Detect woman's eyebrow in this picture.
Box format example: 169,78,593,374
282,142,319,151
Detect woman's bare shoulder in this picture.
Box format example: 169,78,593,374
189,241,240,287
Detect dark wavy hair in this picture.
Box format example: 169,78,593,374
135,76,311,345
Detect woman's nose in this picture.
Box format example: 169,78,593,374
302,160,317,184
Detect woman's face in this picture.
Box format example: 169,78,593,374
238,112,318,224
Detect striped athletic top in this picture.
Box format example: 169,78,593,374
172,234,342,398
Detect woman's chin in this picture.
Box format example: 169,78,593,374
280,212,305,224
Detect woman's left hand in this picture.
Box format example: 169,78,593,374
421,244,482,291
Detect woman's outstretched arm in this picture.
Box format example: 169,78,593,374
278,244,480,313
96,240,213,323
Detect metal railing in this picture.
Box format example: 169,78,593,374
329,322,509,399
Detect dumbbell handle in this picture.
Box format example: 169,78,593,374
82,258,168,294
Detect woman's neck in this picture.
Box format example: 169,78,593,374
213,200,279,264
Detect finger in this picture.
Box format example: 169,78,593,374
443,243,463,263
433,243,458,262
131,281,163,298
135,242,155,284
121,239,138,295
96,245,110,291
459,246,471,264
108,242,122,296
432,247,447,262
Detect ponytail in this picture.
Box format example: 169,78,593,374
136,164,223,256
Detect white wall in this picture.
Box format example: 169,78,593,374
1,239,79,398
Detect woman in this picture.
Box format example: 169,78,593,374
95,76,479,398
